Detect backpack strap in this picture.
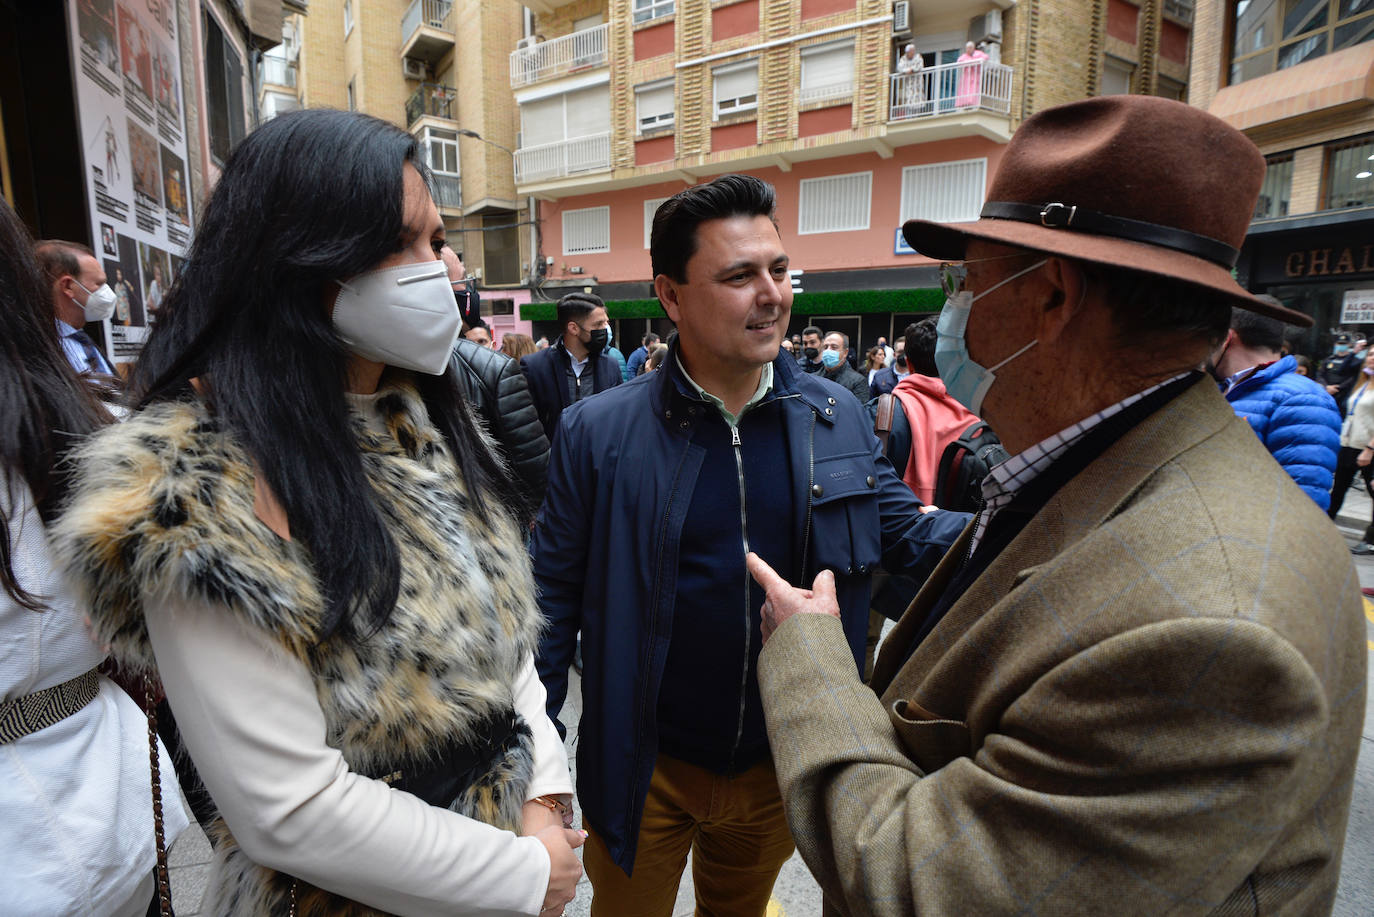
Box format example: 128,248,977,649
874,393,895,454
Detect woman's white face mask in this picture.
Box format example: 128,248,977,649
331,260,459,375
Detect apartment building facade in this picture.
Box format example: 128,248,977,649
1191,0,1374,352
510,0,1195,348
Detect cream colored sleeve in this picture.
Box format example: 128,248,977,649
512,653,574,801
143,594,551,917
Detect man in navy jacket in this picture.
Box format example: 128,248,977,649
520,291,621,443
1212,303,1340,509
533,175,966,916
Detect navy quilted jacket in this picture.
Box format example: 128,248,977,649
1225,354,1341,510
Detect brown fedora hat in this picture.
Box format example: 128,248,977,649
902,95,1311,327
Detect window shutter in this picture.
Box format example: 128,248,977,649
644,197,668,248
798,172,872,234
800,42,853,98
564,206,611,254
636,82,674,131
900,159,987,223
565,85,611,137
521,95,565,147
713,62,758,114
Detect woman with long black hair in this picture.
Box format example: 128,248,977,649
53,109,582,916
0,198,189,913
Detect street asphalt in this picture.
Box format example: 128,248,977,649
167,485,1374,917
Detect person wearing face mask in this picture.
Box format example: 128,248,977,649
35,239,118,376
520,291,622,443
1316,331,1362,414
819,331,871,405
52,110,583,917
798,325,825,372
745,96,1364,915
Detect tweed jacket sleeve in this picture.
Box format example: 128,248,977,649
758,382,1366,916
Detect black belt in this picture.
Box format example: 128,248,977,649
367,708,527,809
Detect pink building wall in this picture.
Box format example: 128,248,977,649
541,135,1008,286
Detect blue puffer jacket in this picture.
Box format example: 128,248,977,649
1225,354,1341,509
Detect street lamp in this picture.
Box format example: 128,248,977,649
454,128,514,157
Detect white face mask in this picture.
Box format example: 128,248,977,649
74,280,117,322
332,260,459,375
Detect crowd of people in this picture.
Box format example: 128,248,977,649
2,96,1367,917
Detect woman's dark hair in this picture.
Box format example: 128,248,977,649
129,109,514,639
0,200,111,609
650,173,777,282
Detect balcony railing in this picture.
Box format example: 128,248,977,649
406,83,455,126
401,0,453,42
429,173,462,212
260,56,296,88
515,132,611,183
798,80,853,106
509,24,608,88
889,59,1013,123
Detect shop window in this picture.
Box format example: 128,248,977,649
1325,135,1374,210
564,206,611,254
713,61,758,119
1229,0,1374,85
1255,153,1294,219
644,197,668,248
900,158,986,223
204,13,245,166
798,172,872,234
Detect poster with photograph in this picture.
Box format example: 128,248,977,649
69,0,193,363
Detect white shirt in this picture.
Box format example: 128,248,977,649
1,470,188,916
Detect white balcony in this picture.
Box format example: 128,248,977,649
509,25,608,88
515,132,611,184
889,59,1013,123
429,173,462,212
798,80,853,106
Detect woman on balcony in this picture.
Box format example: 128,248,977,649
956,40,989,108
896,43,925,116
53,109,584,917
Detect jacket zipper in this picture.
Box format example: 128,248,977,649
728,422,751,773
798,412,817,584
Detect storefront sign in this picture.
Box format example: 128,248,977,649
1284,246,1374,279
67,0,193,363
1341,289,1374,324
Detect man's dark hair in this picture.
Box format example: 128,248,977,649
903,318,940,377
650,174,777,283
1080,263,1232,349
556,291,604,328
34,239,95,286
802,325,823,340
1230,300,1288,353
643,331,660,346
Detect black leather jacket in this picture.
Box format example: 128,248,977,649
449,339,550,516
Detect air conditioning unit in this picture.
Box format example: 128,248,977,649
402,57,426,81
516,35,538,50
969,10,1003,43
892,1,910,35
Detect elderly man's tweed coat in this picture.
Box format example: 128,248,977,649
52,381,544,916
759,378,1366,916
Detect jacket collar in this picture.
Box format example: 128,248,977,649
874,375,1235,693
654,337,837,423
1226,353,1295,397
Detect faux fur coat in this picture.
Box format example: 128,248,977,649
52,380,544,916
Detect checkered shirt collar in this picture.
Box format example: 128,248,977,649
969,373,1191,553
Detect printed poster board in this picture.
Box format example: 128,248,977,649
69,0,192,363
